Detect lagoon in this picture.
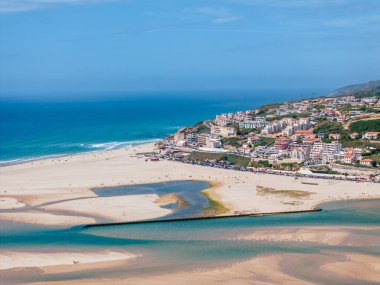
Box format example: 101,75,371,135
1,181,379,284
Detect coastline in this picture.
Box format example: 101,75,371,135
0,139,161,167
1,143,380,283
1,142,379,228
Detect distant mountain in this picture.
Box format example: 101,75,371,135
329,80,380,98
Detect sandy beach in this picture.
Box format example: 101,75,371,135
1,143,380,283
1,142,379,227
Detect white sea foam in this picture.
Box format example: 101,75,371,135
0,154,63,166
0,139,160,166
87,139,160,150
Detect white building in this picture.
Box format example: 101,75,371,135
238,120,267,129
206,136,222,148
311,141,342,163
174,132,185,143
290,145,311,161
362,132,379,140
360,158,374,166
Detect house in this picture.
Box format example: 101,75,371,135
317,132,328,139
349,132,359,139
239,144,252,155
274,137,291,150
362,132,379,140
329,133,341,140
360,158,374,166
303,137,321,144
343,147,355,154
248,135,261,145
163,137,174,147
343,154,355,164
206,137,222,148
349,110,363,116
215,114,230,126
337,115,347,123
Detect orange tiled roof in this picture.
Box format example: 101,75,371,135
344,154,354,158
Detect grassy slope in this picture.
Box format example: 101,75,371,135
189,151,251,168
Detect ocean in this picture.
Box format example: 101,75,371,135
0,90,326,164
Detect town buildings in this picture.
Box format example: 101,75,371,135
163,94,379,169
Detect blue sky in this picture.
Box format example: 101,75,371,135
0,0,379,97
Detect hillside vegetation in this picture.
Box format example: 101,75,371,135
329,80,380,98
314,121,343,133
189,152,251,168
349,119,380,134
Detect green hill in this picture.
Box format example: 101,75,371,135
329,80,380,98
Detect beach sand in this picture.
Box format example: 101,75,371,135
0,211,96,226
26,251,380,285
1,143,380,283
0,197,25,210
26,255,315,285
320,252,380,283
233,225,380,246
44,194,172,223
1,142,379,226
0,250,136,272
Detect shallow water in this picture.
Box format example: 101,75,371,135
1,183,380,284
92,180,211,219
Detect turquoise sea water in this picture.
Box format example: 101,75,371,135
0,90,325,164
1,181,379,284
